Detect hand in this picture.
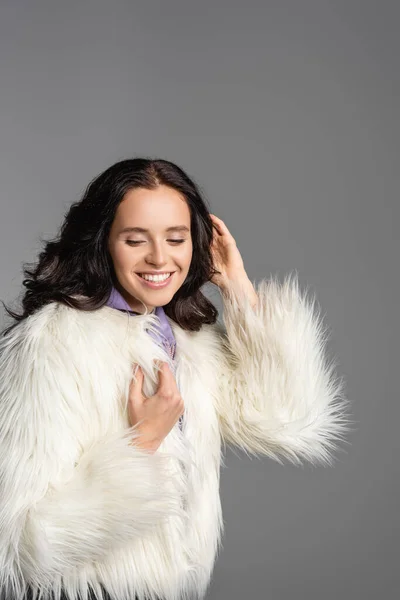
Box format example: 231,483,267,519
128,362,184,453
209,213,258,307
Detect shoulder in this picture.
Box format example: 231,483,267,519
0,302,144,369
1,302,96,347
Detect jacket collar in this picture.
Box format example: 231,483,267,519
106,286,176,358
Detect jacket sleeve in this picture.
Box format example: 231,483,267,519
0,312,186,596
211,272,352,467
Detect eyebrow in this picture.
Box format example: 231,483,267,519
119,225,190,235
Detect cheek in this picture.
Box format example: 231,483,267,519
182,244,193,270
111,245,134,272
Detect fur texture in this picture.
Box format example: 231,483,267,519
0,273,351,600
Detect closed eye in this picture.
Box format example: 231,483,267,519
126,240,186,246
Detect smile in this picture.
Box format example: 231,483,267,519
136,272,175,289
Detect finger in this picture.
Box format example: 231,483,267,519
212,216,232,238
157,362,177,390
210,214,225,226
210,215,235,242
153,359,167,374
211,219,223,236
130,365,144,397
157,361,172,378
212,225,222,238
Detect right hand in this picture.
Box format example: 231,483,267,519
128,362,184,453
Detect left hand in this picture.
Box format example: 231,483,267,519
209,214,258,306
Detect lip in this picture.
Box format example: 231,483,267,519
136,271,174,275
135,272,175,289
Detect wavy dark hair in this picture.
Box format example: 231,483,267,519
2,158,221,335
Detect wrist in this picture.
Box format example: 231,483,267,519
131,438,161,454
221,277,258,309
129,427,162,453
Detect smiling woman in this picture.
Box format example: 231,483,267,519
107,186,194,313
0,158,351,600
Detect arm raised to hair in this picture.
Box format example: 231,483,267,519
210,272,352,467
0,309,186,598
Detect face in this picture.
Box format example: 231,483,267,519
108,185,193,313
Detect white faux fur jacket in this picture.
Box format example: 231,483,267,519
0,274,350,600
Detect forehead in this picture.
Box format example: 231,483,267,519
115,186,190,227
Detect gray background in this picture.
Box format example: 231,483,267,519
0,1,398,598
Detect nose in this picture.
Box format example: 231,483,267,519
145,240,167,267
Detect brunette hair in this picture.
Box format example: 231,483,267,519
2,158,221,334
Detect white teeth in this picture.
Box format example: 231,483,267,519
139,273,171,282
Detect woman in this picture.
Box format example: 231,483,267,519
0,158,351,600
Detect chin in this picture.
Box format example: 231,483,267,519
131,287,177,305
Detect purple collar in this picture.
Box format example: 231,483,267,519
106,286,176,359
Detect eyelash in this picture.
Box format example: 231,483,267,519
126,240,186,246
